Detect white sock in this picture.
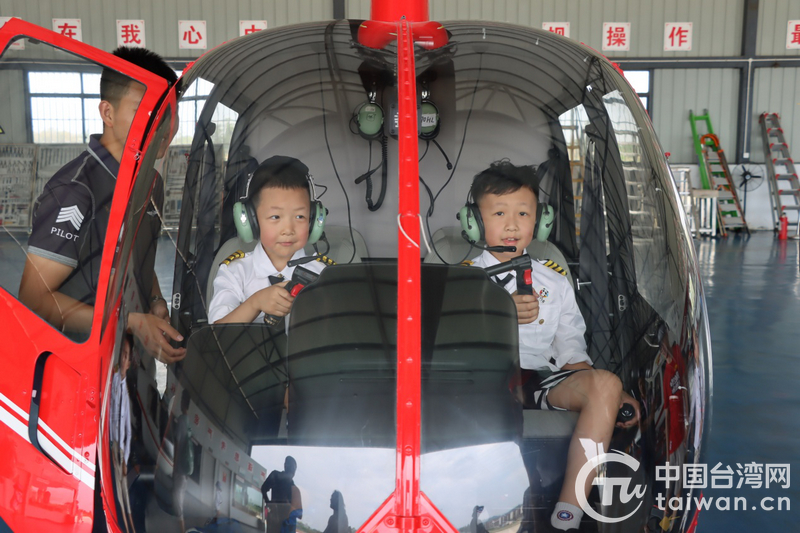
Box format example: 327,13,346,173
551,502,583,531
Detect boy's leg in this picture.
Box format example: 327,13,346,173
544,369,622,527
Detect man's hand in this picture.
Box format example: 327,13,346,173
150,297,169,320
251,281,294,318
128,312,186,364
616,391,641,429
511,291,539,324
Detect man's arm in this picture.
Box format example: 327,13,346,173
19,254,93,332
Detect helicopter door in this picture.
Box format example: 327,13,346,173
0,19,170,532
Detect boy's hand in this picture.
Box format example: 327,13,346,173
512,291,539,324
616,391,641,429
252,281,294,318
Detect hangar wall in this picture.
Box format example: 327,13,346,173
758,0,800,56
652,69,741,165
0,0,333,58
350,0,745,58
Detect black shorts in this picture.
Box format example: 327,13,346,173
521,369,587,411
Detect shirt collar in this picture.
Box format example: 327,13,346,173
479,250,530,273
252,245,308,279
87,134,120,179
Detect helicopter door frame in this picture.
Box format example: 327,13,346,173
0,18,169,532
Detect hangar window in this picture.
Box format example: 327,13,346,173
28,71,102,143
623,69,651,113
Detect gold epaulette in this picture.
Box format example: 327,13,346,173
220,250,245,266
460,259,474,266
316,255,337,266
541,259,567,276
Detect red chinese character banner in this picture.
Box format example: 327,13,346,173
117,20,145,48
788,20,800,50
664,22,692,51
52,18,82,42
239,20,268,37
179,20,207,49
542,22,569,38
602,22,630,51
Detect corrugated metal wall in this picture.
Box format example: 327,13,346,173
0,0,333,58
0,69,26,143
652,68,741,164
757,0,800,56
2,0,799,167
347,0,743,57
751,67,800,163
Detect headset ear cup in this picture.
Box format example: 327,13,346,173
419,100,440,141
308,200,326,245
233,201,256,244
357,102,384,140
535,203,555,242
458,204,484,243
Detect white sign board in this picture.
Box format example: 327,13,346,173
665,22,692,51
117,20,146,48
0,17,24,50
542,22,570,38
239,20,268,37
53,18,82,42
787,20,800,50
179,20,207,49
602,23,630,52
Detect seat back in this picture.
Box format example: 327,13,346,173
206,226,369,307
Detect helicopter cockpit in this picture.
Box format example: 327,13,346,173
0,15,711,533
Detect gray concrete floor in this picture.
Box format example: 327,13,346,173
695,231,800,531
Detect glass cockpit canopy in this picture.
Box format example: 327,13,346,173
125,19,705,533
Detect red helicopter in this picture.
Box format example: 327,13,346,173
0,1,710,532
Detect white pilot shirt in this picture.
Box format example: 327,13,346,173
208,244,327,324
470,250,592,371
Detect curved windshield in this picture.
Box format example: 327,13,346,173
98,19,708,533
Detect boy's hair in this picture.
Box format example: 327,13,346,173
101,46,177,106
470,159,539,205
248,156,311,208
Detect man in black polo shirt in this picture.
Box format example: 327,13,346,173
19,47,185,363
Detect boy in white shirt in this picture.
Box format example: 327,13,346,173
208,156,327,324
464,160,639,531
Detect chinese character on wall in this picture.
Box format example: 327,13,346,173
179,20,207,50
1,17,25,50
602,22,630,52
542,22,569,38
117,20,145,48
240,20,268,37
665,22,692,51
53,18,82,42
787,21,800,50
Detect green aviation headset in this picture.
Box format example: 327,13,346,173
233,155,326,245
457,199,555,245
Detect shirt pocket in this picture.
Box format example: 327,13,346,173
531,302,559,345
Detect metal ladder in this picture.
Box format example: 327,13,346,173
689,110,749,235
759,112,800,234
